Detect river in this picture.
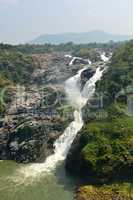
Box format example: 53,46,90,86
0,160,78,200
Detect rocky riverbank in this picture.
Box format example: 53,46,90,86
0,51,101,163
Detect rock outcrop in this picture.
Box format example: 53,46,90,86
0,51,104,163
31,53,84,85
0,52,86,163
80,67,96,89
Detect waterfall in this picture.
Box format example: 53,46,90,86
19,64,106,178
65,55,91,66
101,53,109,62
82,67,105,98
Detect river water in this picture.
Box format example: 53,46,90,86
0,160,77,200
0,57,107,200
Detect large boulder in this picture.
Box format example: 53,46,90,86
80,67,96,89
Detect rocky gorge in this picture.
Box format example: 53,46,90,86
0,41,133,200
0,51,101,163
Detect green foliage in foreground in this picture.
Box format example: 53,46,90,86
66,41,133,199
66,112,133,183
81,116,133,178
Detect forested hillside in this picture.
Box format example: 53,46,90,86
66,40,133,200
97,40,133,100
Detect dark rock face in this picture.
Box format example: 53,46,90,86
80,67,96,89
0,131,9,160
0,84,72,163
65,132,83,174
7,120,66,163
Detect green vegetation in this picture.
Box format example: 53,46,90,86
77,183,133,200
74,48,100,62
66,110,133,183
0,42,120,55
66,40,133,200
0,50,35,84
96,40,133,101
81,115,133,181
0,48,36,114
57,105,74,121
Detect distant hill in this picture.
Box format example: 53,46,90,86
31,31,133,44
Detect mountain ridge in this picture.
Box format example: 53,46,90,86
31,30,133,44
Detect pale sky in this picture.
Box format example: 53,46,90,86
0,0,132,44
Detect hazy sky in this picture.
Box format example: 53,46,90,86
0,0,132,44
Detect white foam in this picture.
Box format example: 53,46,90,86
101,53,109,62
69,57,91,66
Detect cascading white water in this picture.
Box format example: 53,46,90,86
82,67,105,98
65,54,91,66
19,63,106,178
101,53,109,62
